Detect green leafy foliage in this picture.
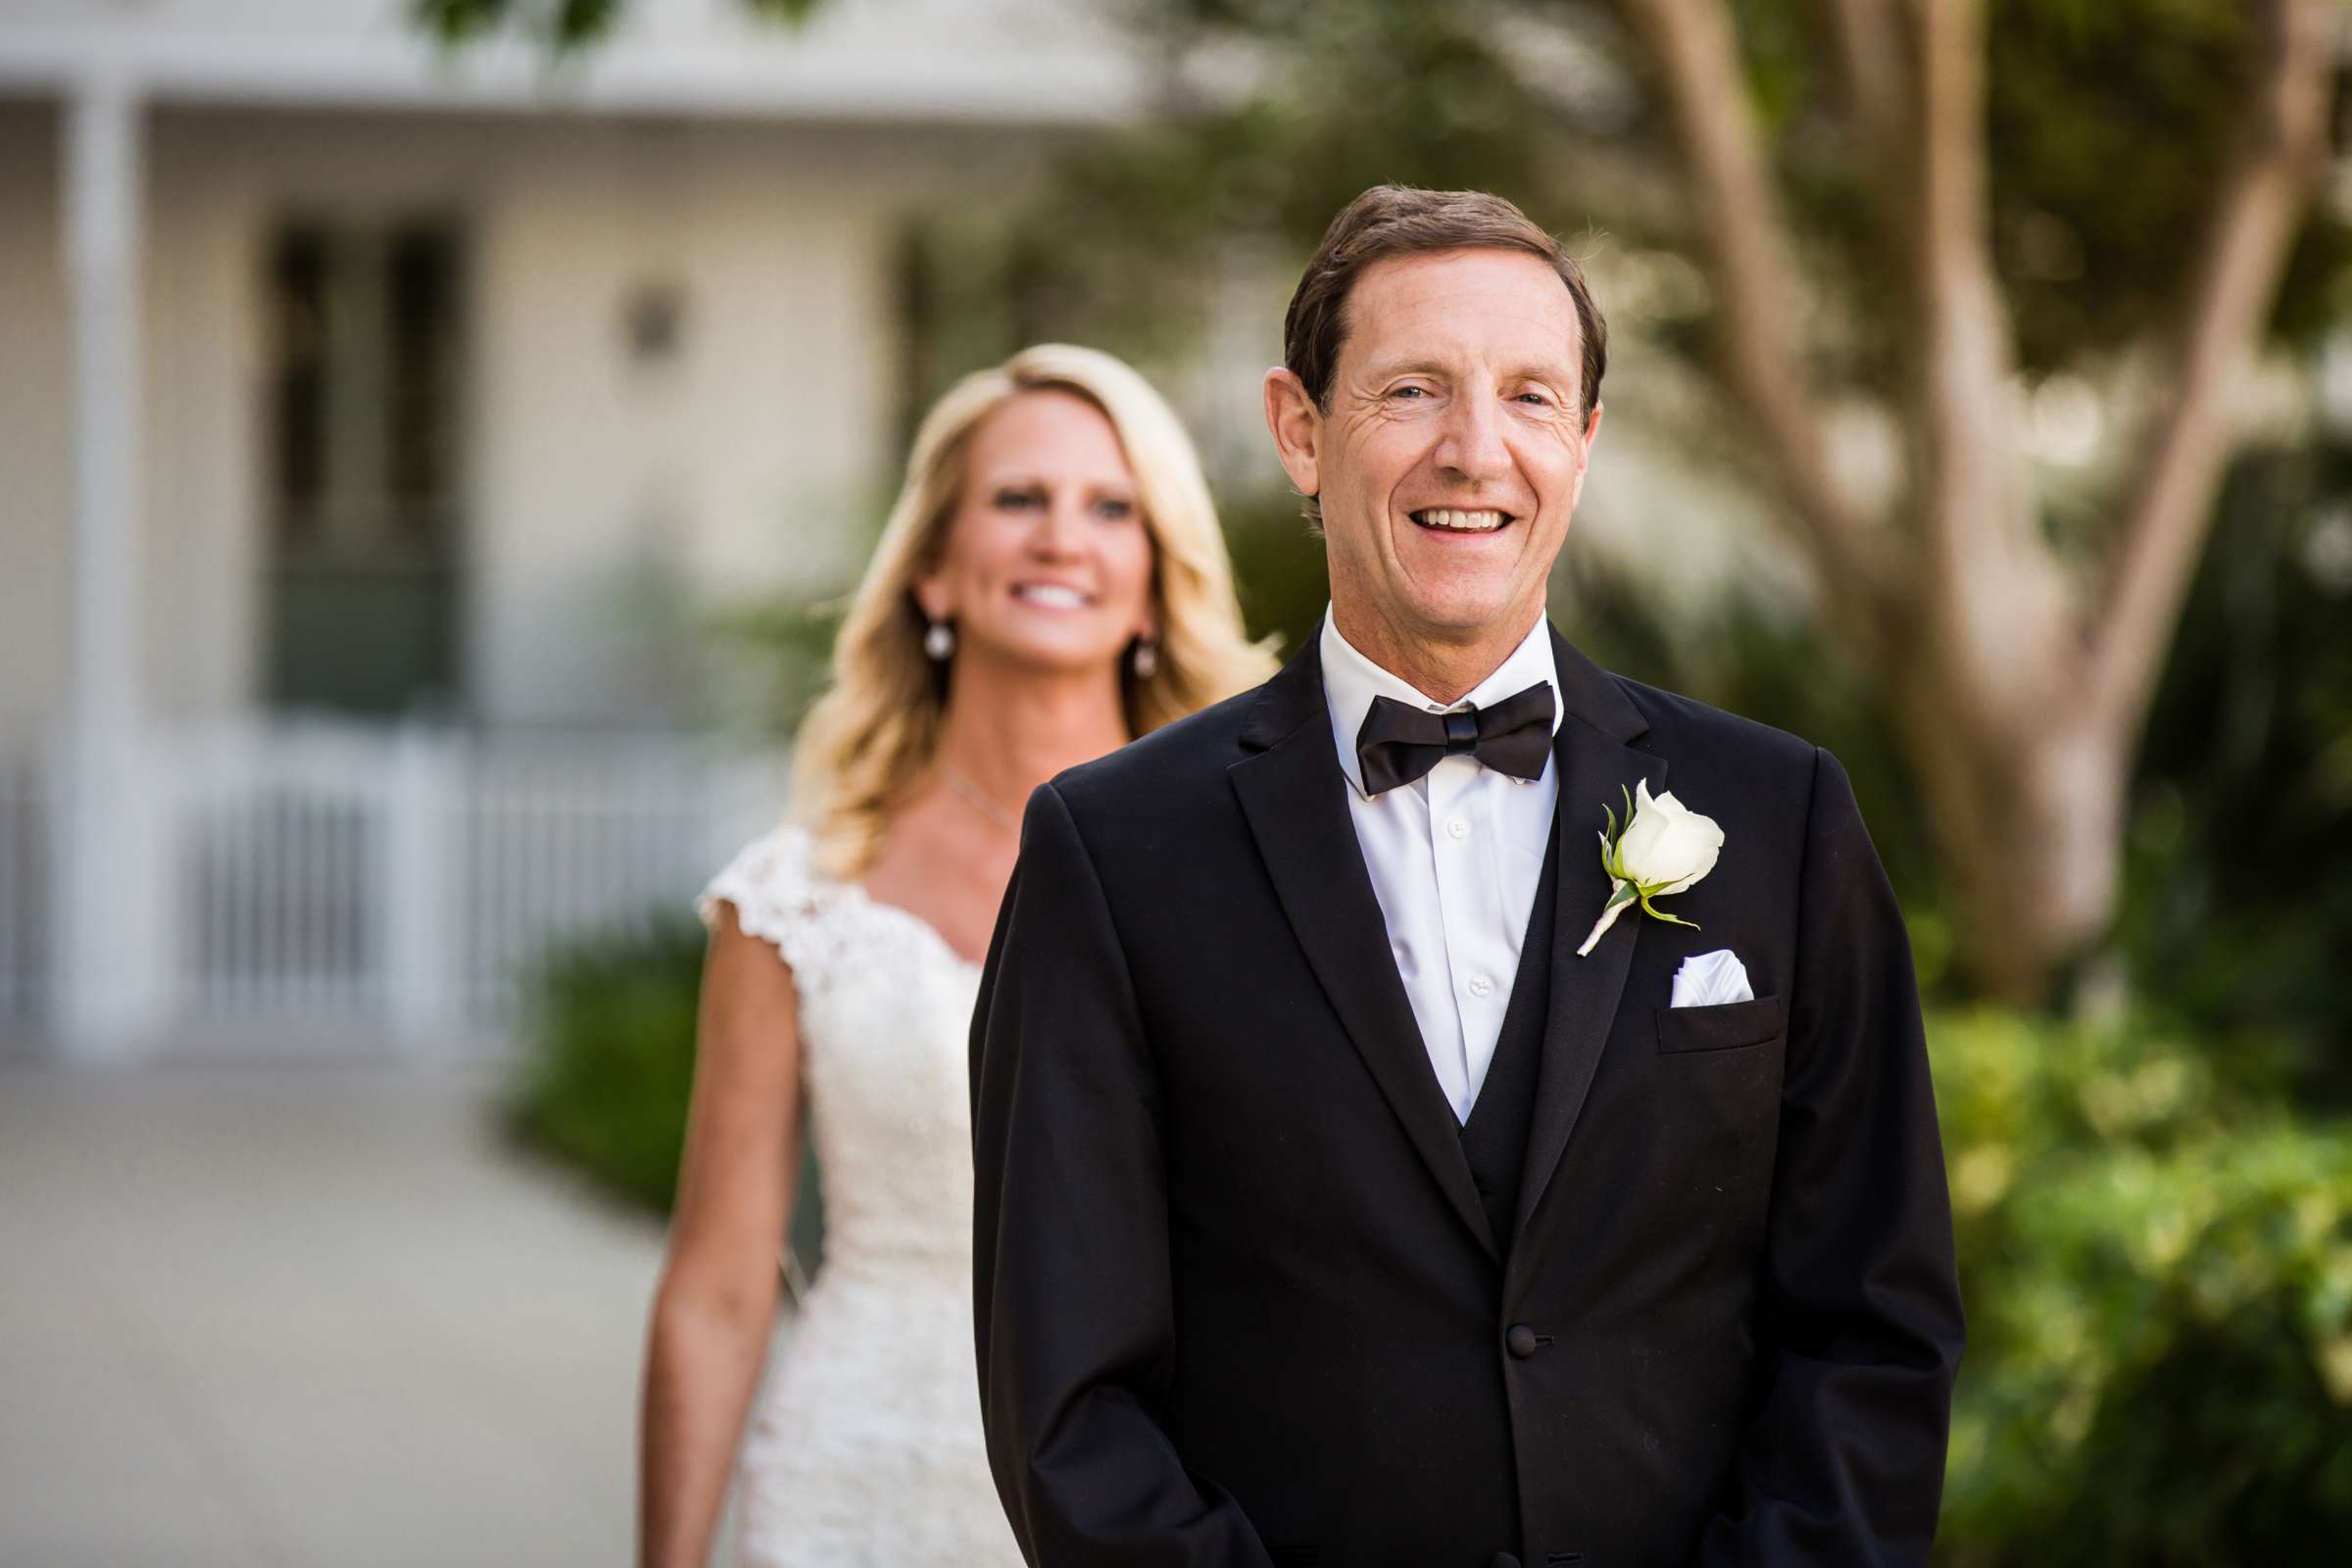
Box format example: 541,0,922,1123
2125,439,2352,1100
505,912,827,1263
1931,1005,2352,1565
412,0,818,49
503,912,710,1212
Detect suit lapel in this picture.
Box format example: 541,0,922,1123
1228,638,1499,1262
1513,629,1664,1245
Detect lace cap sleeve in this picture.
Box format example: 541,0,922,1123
695,824,857,993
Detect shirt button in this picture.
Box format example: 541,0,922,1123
1446,816,1470,840
1468,974,1494,999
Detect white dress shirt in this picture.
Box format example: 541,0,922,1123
1319,607,1563,1123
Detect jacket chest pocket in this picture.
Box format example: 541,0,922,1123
1653,992,1786,1054
1641,993,1786,1195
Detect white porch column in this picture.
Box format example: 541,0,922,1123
55,72,167,1056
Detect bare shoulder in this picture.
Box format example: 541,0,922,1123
701,896,803,1023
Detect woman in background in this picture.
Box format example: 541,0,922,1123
639,344,1275,1567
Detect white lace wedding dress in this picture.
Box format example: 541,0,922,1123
697,824,1021,1566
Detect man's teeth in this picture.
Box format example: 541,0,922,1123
1014,584,1089,609
1415,509,1510,532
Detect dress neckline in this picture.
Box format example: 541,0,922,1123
843,877,986,976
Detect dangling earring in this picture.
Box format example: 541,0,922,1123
1131,636,1158,680
924,620,956,662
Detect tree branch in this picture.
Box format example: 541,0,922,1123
1817,0,1914,220
1907,0,2062,699
2089,0,2336,738
1807,0,1931,534
1618,0,1905,649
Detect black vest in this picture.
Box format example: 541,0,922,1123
1458,808,1563,1254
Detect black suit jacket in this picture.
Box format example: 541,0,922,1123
970,626,1963,1567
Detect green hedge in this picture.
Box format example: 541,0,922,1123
507,930,2352,1559
504,913,710,1214
504,912,825,1268
1929,1006,2352,1564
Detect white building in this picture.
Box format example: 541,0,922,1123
0,0,1151,1057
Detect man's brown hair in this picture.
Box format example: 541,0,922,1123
1283,185,1608,423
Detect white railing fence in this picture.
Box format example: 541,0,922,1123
8,721,787,1057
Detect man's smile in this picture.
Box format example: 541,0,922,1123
1409,507,1517,533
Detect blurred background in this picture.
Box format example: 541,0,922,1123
2,0,2348,1562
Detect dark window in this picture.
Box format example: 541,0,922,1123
263,216,465,717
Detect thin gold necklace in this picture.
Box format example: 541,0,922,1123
942,762,1019,836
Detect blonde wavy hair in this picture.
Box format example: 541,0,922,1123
793,344,1279,876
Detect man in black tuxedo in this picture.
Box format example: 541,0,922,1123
969,185,1962,1567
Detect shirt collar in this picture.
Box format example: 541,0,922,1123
1320,604,1563,800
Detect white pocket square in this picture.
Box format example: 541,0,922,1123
1670,948,1753,1007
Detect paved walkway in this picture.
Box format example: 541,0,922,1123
0,1062,731,1566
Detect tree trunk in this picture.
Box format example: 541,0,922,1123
1892,654,2130,1002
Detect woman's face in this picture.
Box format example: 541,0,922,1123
915,388,1158,679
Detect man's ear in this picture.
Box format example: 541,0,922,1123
1263,368,1322,502
1568,401,1604,511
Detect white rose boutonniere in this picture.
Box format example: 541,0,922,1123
1575,779,1725,956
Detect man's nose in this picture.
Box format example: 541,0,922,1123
1435,393,1512,483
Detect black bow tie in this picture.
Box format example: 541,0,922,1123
1353,681,1556,796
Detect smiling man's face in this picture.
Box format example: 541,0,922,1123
1267,246,1600,685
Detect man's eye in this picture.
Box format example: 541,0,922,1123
1515,391,1552,407
1391,386,1428,400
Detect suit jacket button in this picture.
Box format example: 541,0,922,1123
1505,1323,1539,1358
1489,1554,1521,1568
